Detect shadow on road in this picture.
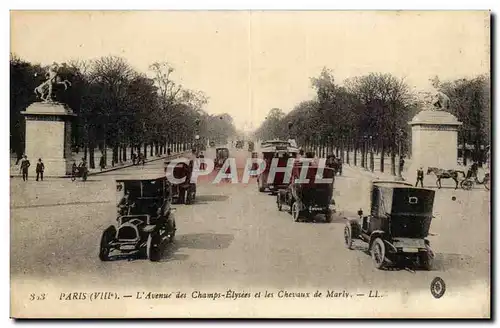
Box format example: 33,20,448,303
194,195,230,202
11,200,110,209
432,253,476,271
175,233,234,250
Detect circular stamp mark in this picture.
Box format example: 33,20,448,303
430,277,446,299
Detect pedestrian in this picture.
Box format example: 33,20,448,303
36,158,45,181
20,155,30,181
399,156,405,176
415,167,424,187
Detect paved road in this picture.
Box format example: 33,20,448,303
11,147,490,317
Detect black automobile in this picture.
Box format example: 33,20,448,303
277,163,335,223
99,177,176,262
343,181,436,270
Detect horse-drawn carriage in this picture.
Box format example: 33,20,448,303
99,176,176,262
427,166,490,190
277,163,335,222
344,181,435,270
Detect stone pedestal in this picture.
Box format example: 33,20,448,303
408,110,462,174
21,102,76,176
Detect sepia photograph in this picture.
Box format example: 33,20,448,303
9,10,491,318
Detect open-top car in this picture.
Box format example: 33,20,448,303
257,140,299,193
343,181,436,270
164,160,197,204
99,176,176,262
277,162,335,222
215,147,230,170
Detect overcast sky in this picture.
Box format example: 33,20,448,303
11,11,490,130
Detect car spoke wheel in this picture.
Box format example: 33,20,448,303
344,224,353,249
371,238,386,269
291,202,300,222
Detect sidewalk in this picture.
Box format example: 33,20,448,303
10,150,190,178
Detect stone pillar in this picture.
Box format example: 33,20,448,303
21,102,76,177
408,109,462,175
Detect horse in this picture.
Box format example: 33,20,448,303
427,167,465,189
34,76,72,101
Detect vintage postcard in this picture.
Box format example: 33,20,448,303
10,10,490,318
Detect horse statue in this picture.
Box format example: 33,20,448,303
34,63,72,102
427,167,465,189
431,91,451,111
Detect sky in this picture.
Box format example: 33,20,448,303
10,11,490,131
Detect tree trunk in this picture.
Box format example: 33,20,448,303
89,145,95,169
390,147,396,176
144,143,147,159
83,145,88,161
112,145,119,166
380,143,385,173
354,145,357,166
123,145,127,162
130,146,134,160
361,141,365,168
150,142,154,157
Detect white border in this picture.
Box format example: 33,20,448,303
2,1,498,326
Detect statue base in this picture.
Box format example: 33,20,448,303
21,102,76,176
408,110,462,177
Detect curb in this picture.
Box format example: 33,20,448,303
10,151,190,179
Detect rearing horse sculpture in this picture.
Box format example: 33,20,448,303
34,63,72,102
427,167,465,189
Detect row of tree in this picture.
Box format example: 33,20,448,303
10,54,237,168
254,68,490,172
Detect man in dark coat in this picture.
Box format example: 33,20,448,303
415,167,424,187
20,155,30,181
36,158,45,181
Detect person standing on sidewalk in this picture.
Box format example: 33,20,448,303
415,167,424,187
20,155,30,181
399,156,405,177
36,158,45,181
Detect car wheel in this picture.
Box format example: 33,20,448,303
420,245,434,271
325,210,333,223
258,178,265,192
147,233,162,262
99,226,115,261
291,202,300,222
344,224,353,249
371,238,386,269
277,194,283,211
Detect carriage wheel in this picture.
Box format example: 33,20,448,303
371,238,386,269
291,202,300,222
344,224,353,249
460,179,473,190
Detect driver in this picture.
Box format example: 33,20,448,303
117,191,136,216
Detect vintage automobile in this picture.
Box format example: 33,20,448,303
257,140,299,193
277,163,335,222
235,140,244,149
99,176,176,262
343,181,436,270
209,141,216,148
164,160,197,204
215,147,230,170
